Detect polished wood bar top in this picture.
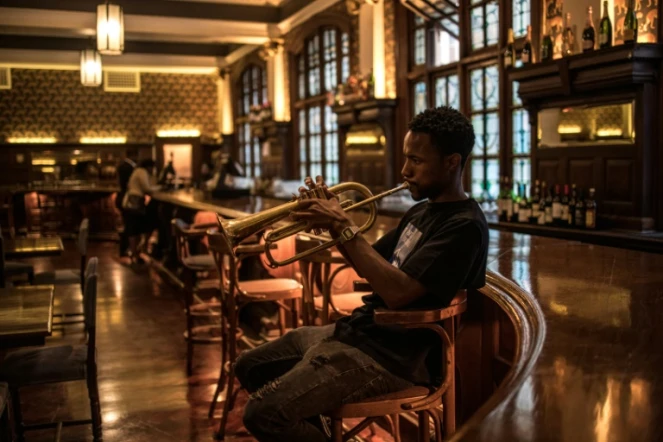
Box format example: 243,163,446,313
4,237,64,258
0,183,120,194
154,188,663,441
0,285,54,347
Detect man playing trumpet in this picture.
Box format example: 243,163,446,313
234,106,489,441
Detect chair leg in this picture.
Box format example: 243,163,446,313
214,365,236,440
443,319,456,437
386,414,401,442
330,417,343,442
186,291,194,377
209,316,228,418
417,411,429,442
278,305,286,337
10,387,24,442
427,409,442,442
87,368,103,441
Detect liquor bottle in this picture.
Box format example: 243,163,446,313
512,181,520,222
542,23,554,62
530,179,541,224
505,28,516,69
518,184,528,223
552,184,562,224
522,183,533,223
623,0,637,44
538,181,548,225
562,13,575,57
599,1,613,49
560,184,570,226
501,176,512,222
585,188,597,229
582,7,596,52
544,185,553,225
568,184,577,226
575,189,585,228
522,25,533,65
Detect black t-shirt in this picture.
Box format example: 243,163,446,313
333,198,488,385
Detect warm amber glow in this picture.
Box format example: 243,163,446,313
97,3,124,55
372,0,386,99
80,137,127,144
557,125,582,134
272,45,287,121
8,137,57,143
346,135,379,144
32,159,56,165
41,167,55,173
596,128,623,138
156,129,200,137
71,159,78,165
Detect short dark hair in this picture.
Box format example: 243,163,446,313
408,106,475,167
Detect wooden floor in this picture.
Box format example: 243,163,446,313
13,241,394,442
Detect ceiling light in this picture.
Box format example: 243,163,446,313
80,49,102,87
97,2,124,55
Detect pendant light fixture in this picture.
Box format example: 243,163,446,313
80,49,102,87
97,1,124,55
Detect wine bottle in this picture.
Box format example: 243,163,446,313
585,188,597,229
624,0,638,43
545,185,553,225
531,179,541,224
575,189,585,228
562,12,574,57
518,184,529,223
505,28,516,69
552,184,562,224
582,6,596,52
497,176,505,220
538,181,548,225
568,184,577,226
512,181,520,222
599,1,613,49
522,25,533,65
542,23,554,62
560,184,570,226
502,176,512,222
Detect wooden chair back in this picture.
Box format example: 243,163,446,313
207,231,239,311
171,219,191,263
82,257,98,363
78,218,89,290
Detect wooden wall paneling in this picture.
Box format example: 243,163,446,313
639,83,657,219
567,158,594,191
604,159,634,204
536,158,561,185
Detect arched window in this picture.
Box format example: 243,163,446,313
405,0,532,202
294,27,350,185
236,65,267,178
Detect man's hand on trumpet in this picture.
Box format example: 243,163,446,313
289,175,354,233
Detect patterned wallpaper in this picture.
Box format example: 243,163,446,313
0,69,219,144
614,0,658,44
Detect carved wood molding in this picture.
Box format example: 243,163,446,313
284,10,353,55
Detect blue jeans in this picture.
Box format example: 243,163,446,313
234,325,413,442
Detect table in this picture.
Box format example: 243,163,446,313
3,237,64,259
0,285,54,348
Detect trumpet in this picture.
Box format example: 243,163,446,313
217,181,410,267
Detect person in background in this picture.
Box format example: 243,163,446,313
122,158,160,265
116,148,137,258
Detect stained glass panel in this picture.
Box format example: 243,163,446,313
448,75,459,109
513,0,531,38
470,69,484,112
485,65,499,109
435,15,460,66
471,8,484,50
486,112,499,155
471,159,485,198
414,28,426,65
512,81,522,106
472,114,485,155
414,81,427,115
471,1,499,50
486,159,500,199
485,2,499,46
513,109,530,155
434,75,460,108
512,157,531,196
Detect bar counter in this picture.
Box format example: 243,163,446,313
153,189,663,442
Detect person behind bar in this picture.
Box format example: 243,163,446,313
116,148,138,258
234,106,488,441
122,158,160,265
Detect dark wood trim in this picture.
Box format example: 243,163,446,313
284,11,352,55
0,0,312,24
395,0,410,181
229,51,267,87
0,35,236,57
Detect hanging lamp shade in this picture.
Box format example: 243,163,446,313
97,2,124,55
80,49,102,87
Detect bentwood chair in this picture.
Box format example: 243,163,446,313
0,258,102,441
326,282,467,442
296,236,369,325
33,218,89,289
206,231,302,440
171,218,221,375
0,227,34,288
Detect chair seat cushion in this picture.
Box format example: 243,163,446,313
238,278,302,301
182,254,216,270
33,269,80,285
0,345,87,387
314,292,368,314
3,261,34,277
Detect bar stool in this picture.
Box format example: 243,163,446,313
171,218,222,375
296,235,368,325
326,286,467,442
206,231,303,440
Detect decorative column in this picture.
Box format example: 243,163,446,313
217,68,234,154
371,0,386,99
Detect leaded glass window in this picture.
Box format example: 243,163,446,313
434,12,460,66
413,15,426,65
435,74,459,109
512,77,531,196
414,81,427,115
471,0,499,51
236,65,266,177
512,0,531,38
295,27,348,184
469,65,500,200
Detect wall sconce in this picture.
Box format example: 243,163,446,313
80,49,102,87
97,2,124,55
